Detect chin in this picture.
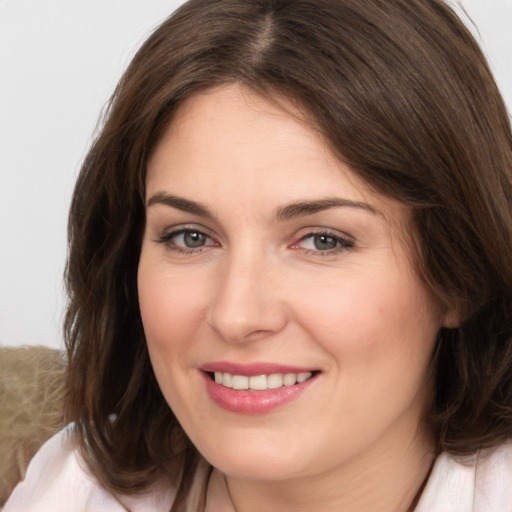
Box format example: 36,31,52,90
192,428,318,481
211,455,304,481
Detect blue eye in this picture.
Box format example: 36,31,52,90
176,231,207,248
297,232,353,253
157,228,216,252
311,234,338,250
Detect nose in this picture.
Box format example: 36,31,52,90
206,250,288,344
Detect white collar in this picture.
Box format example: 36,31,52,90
415,441,512,511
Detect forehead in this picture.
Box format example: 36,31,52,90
147,85,335,182
146,84,409,228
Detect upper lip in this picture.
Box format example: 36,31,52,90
200,361,318,376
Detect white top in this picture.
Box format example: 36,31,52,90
4,427,512,511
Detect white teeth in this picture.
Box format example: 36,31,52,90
232,375,249,390
249,374,267,390
297,372,311,383
267,373,283,389
223,373,233,388
283,373,296,386
212,371,313,390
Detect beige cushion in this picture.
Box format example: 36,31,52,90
0,346,66,506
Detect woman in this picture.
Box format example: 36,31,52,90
5,0,512,510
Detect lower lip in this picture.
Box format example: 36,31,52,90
201,372,318,414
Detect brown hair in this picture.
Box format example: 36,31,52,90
64,0,512,508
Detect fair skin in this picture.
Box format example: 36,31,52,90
138,84,453,512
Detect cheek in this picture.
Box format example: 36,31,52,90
291,270,440,444
137,267,213,420
291,266,441,373
138,261,209,350
137,262,210,414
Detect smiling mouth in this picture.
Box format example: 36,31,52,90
208,371,318,390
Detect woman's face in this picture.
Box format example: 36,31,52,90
138,84,450,481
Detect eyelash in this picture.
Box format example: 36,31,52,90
155,228,354,255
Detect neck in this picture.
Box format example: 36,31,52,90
225,426,436,512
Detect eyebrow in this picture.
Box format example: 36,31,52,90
274,198,379,221
146,192,379,220
146,192,213,218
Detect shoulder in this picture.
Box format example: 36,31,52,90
3,425,176,512
473,440,512,510
3,425,123,511
416,440,512,512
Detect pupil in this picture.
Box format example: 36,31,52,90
184,232,205,248
314,235,337,250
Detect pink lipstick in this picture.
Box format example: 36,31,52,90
200,361,319,414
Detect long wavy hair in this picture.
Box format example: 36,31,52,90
64,0,512,509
